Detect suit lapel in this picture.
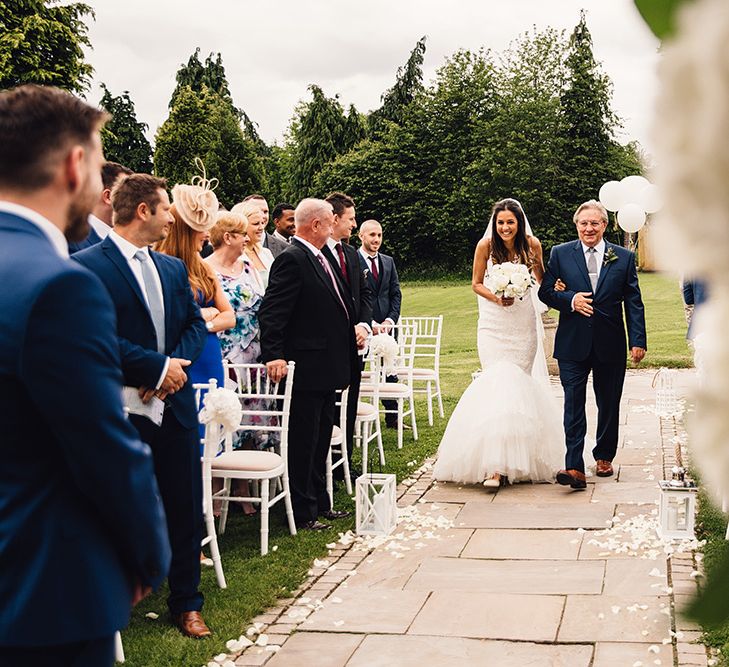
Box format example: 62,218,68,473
150,251,174,337
571,240,592,292
293,239,351,320
102,237,149,312
594,242,614,295
378,256,389,294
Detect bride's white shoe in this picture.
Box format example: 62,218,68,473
483,474,501,489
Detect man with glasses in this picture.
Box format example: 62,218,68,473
539,200,646,490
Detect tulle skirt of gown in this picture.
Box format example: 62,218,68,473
433,292,564,484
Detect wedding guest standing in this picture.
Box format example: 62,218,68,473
539,199,647,489
156,179,235,394
259,199,358,530
74,173,212,638
205,211,278,450
271,202,296,243
232,199,276,286
68,161,132,254
0,85,169,666
358,219,402,427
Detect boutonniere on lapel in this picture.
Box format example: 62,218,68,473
603,247,618,267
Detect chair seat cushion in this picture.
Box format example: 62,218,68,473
360,383,410,397
357,402,377,417
411,367,437,379
212,450,282,472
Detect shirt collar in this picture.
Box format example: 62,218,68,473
359,247,378,260
88,213,112,238
293,235,322,257
0,201,69,258
109,229,149,261
581,239,606,255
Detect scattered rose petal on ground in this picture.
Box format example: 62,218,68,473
145,612,159,620
255,634,268,647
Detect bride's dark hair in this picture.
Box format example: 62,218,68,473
489,198,531,267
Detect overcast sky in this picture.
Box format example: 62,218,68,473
83,0,660,151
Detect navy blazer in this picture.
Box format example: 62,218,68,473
358,251,401,323
0,211,170,646
538,240,647,363
73,236,207,429
67,223,102,254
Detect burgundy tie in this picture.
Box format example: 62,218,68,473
317,253,349,320
369,255,379,282
335,243,349,284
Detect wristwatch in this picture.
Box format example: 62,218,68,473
205,321,214,331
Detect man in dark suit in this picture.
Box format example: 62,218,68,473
74,174,211,638
358,219,402,427
539,200,647,489
259,198,360,530
323,192,372,474
0,85,170,666
271,202,295,243
242,193,289,258
68,161,132,254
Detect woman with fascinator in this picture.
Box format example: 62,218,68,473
155,171,235,397
433,198,564,488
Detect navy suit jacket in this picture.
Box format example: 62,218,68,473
358,251,401,323
67,224,102,254
73,236,207,429
0,210,170,646
539,240,647,363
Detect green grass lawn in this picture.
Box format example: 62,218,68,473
122,271,691,666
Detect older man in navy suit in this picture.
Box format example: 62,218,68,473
74,174,211,638
539,200,647,489
0,85,170,666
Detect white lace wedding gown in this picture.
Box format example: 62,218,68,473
433,266,565,484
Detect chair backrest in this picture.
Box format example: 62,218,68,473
399,315,443,372
389,322,416,381
335,387,349,435
224,362,296,458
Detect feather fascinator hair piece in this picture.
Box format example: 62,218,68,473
171,158,219,232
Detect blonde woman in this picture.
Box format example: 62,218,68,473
155,182,235,396
231,200,274,289
206,211,278,453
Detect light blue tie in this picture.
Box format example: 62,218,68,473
135,250,166,353
587,248,598,292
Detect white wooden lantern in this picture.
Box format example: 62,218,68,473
657,480,698,540
355,473,397,536
654,368,679,417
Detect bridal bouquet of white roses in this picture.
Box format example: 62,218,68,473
484,262,534,299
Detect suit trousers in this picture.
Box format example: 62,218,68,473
130,410,203,615
288,389,336,524
0,635,114,667
558,349,626,473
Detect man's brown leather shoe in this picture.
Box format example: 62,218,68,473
556,469,587,489
595,460,614,477
175,611,211,638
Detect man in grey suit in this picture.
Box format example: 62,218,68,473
244,194,289,258
357,219,402,427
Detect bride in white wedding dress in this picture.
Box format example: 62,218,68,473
433,198,564,487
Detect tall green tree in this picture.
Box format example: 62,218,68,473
169,48,235,111
0,0,94,93
99,83,153,172
369,36,427,136
154,85,264,208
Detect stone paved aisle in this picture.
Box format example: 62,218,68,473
226,370,712,667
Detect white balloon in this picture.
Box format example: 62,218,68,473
617,203,646,233
620,174,651,205
599,180,623,212
639,184,662,214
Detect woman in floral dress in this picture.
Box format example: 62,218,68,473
205,210,279,451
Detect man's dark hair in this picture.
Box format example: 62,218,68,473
101,161,133,190
325,192,355,216
112,173,167,226
272,202,295,221
0,85,108,191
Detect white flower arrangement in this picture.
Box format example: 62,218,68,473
484,262,534,299
198,387,242,435
368,333,399,373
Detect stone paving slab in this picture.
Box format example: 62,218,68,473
591,481,660,504
461,529,582,560
603,558,668,596
422,482,494,503
559,595,672,642
405,556,604,594
407,591,564,642
347,635,593,667
303,589,429,634
491,482,596,502
456,501,614,529
615,448,661,465
265,632,364,667
618,464,662,482
592,641,674,667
